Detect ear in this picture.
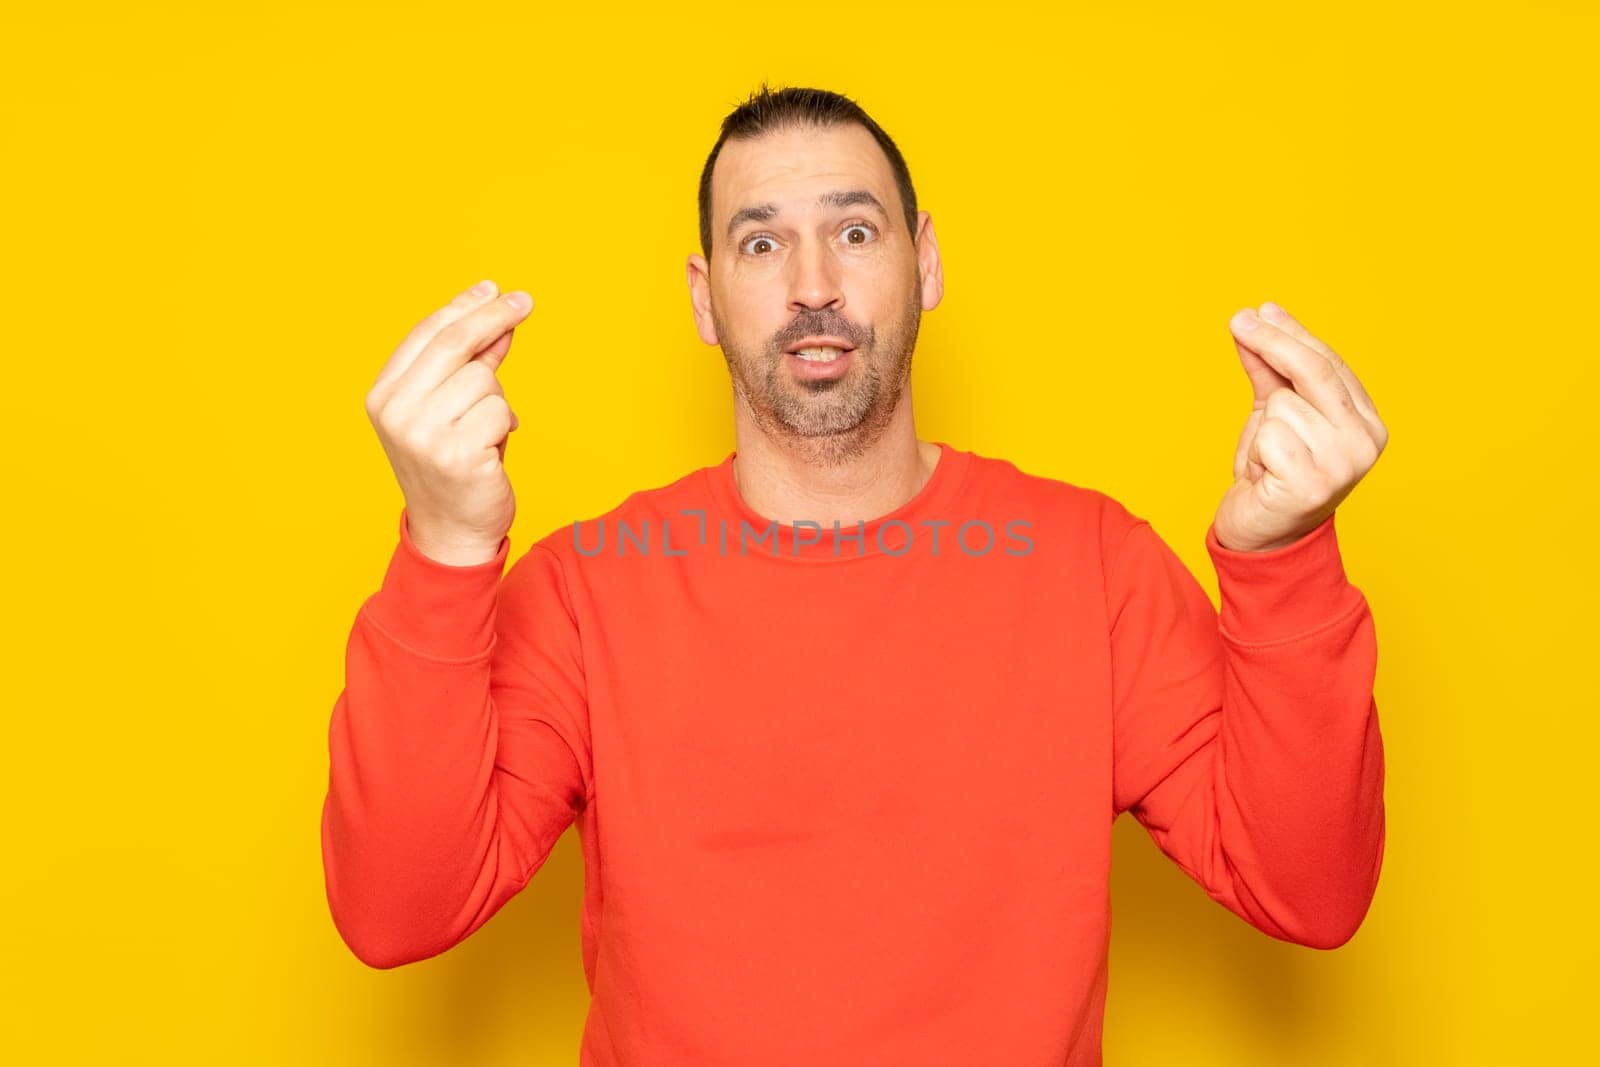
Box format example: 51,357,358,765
913,211,943,311
686,253,719,346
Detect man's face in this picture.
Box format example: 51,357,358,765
687,122,942,453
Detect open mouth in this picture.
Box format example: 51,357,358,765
789,345,852,364
785,346,855,380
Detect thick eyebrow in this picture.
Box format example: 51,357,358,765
724,188,891,244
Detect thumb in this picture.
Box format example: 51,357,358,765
1234,332,1292,404
475,326,517,373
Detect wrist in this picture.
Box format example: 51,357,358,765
403,510,506,568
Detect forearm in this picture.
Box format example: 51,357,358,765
1206,596,1386,947
1198,513,1385,947
319,510,551,969
320,621,523,968
1112,509,1388,949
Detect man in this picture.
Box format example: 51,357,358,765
321,85,1389,1065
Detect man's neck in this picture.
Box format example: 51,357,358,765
728,412,941,530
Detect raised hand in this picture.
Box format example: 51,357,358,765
365,280,534,565
1215,301,1388,553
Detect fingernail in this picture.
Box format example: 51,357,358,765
1261,301,1288,324
505,291,532,311
1231,309,1259,332
471,279,497,297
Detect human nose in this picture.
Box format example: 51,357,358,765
785,236,844,312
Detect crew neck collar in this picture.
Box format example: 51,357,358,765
700,440,976,562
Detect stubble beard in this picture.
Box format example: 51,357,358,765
714,282,922,468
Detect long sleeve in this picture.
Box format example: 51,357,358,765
320,507,593,969
1105,503,1386,949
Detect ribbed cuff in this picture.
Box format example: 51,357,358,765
359,507,510,661
1204,512,1365,645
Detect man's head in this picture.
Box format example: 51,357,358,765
687,84,943,462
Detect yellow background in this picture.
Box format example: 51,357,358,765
4,1,1594,1062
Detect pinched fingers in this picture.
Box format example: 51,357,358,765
1259,301,1385,439
1232,309,1365,432
427,358,508,429
1235,384,1329,485
371,280,500,397
381,289,533,415
1249,415,1319,493
1261,384,1332,458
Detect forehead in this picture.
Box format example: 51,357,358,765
713,123,896,225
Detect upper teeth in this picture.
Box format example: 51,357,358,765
794,346,845,362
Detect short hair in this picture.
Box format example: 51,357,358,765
697,83,919,261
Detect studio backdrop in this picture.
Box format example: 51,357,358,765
2,2,1593,1064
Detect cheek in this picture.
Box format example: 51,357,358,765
844,261,908,321
714,306,783,355
717,272,788,329
719,268,786,320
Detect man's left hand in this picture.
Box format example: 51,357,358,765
1214,301,1389,553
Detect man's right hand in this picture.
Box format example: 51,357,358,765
365,280,534,566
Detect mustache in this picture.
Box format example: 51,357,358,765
772,316,870,351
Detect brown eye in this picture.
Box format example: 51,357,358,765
842,224,876,245
741,236,776,255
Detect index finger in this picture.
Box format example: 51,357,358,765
394,290,534,404
1229,309,1363,431
372,279,501,395
1259,301,1382,424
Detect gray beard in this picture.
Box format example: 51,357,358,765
714,290,921,468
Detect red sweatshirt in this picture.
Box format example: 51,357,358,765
321,440,1385,1066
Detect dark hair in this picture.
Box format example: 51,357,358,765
697,83,919,261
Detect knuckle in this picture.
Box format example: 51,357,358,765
373,406,406,442
467,393,507,424
1262,419,1302,456
1264,389,1298,420
1321,363,1349,396
398,423,432,455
